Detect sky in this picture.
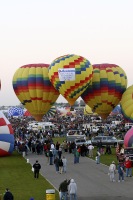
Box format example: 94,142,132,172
0,0,133,106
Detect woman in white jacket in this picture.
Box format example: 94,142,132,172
68,179,77,200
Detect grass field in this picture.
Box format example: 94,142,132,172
0,137,118,200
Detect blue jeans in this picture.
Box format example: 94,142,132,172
70,193,77,200
118,172,124,181
126,168,132,177
60,192,68,200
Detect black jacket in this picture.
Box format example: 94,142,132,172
4,191,14,200
33,162,41,171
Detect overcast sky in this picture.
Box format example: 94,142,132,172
0,0,133,106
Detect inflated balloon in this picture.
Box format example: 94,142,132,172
124,127,133,147
48,54,93,106
0,111,14,156
12,64,60,121
84,105,93,115
81,64,127,119
8,107,24,117
120,85,133,122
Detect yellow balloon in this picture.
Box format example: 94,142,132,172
12,64,59,121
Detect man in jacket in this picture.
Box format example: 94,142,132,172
68,179,77,200
3,188,14,200
59,179,68,200
33,160,41,178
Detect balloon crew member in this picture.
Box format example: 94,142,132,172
33,160,41,178
3,188,14,200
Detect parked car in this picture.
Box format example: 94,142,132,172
91,136,124,147
75,138,87,146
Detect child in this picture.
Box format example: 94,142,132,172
108,161,116,182
117,162,125,182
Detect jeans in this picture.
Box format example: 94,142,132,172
118,172,124,181
126,168,132,177
70,193,77,200
60,192,68,200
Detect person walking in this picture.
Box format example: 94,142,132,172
33,160,41,179
68,179,77,200
3,188,14,200
54,156,59,173
62,156,67,173
59,158,63,174
108,161,116,182
59,179,68,200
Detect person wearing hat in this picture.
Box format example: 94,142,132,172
33,160,41,178
3,188,14,200
108,161,116,182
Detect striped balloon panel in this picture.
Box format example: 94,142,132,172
48,54,93,105
81,64,127,118
0,111,14,156
12,64,59,121
121,85,133,122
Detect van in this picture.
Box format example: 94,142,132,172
75,138,87,146
27,122,56,131
125,123,133,130
66,130,86,142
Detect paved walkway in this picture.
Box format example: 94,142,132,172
25,152,133,200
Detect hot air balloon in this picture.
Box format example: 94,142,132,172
124,127,133,147
48,54,93,106
0,111,14,156
8,106,24,117
120,85,133,122
12,64,60,121
81,64,127,119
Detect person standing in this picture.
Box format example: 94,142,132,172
117,162,125,182
88,144,94,157
3,188,14,200
124,156,132,177
68,179,77,200
33,160,41,179
54,156,59,173
108,161,116,182
59,179,68,200
96,150,100,164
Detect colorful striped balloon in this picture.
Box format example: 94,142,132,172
124,127,133,147
12,64,60,121
48,54,93,106
81,64,127,119
120,85,133,122
0,111,14,156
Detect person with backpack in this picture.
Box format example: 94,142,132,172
108,161,116,182
33,160,41,178
3,188,14,200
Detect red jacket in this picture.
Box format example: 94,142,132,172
124,160,132,168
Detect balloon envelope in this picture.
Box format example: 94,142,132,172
124,127,133,147
48,54,93,106
120,85,133,122
81,64,127,119
0,111,14,156
12,64,60,121
8,107,24,117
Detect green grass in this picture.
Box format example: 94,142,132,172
0,151,59,200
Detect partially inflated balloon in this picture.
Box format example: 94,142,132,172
81,64,127,119
0,111,14,156
48,54,93,105
120,85,133,122
12,64,60,121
